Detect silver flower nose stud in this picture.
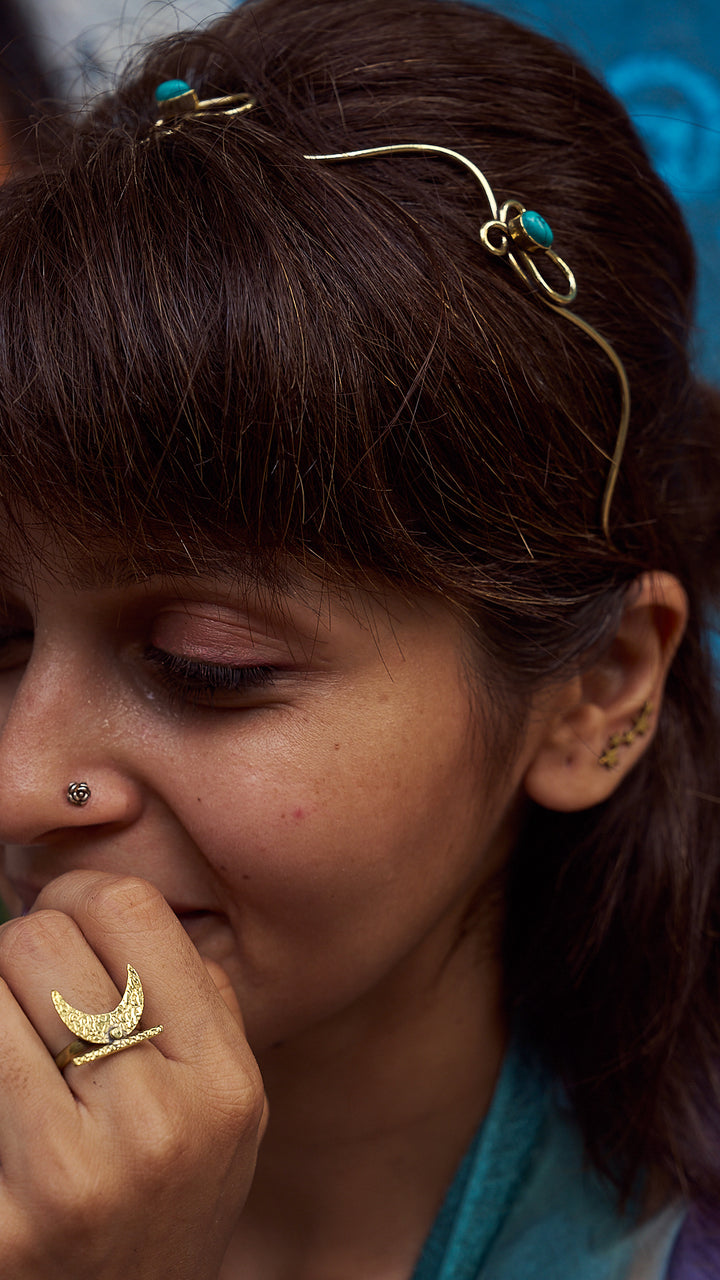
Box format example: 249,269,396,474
66,781,91,807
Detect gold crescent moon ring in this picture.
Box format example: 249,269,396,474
52,964,163,1069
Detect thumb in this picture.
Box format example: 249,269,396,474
202,958,246,1030
202,957,269,1138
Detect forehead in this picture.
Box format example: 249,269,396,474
0,513,279,591
0,520,443,643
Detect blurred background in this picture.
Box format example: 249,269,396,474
17,0,720,381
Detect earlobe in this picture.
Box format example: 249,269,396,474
523,573,687,813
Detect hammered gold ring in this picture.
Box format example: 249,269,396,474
52,964,163,1069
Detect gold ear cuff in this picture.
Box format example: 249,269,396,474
599,701,653,769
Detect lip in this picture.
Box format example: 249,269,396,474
173,907,216,925
173,908,220,943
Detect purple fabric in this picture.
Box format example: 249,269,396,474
666,1203,720,1280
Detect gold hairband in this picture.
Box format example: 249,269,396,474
153,82,630,542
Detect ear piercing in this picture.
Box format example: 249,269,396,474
67,781,91,806
599,701,653,769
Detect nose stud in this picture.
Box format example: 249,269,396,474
67,781,91,807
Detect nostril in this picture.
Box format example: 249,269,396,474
0,762,144,849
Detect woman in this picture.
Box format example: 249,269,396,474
0,1,716,1275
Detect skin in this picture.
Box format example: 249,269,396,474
0,546,686,1279
0,123,19,919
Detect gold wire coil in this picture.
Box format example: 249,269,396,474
304,142,630,544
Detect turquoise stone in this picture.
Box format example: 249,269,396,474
155,79,192,103
520,210,553,248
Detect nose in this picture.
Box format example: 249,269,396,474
0,655,144,845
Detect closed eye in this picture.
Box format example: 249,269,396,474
143,643,277,706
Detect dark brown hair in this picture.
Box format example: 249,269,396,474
0,0,717,1202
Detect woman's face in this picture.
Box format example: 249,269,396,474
0,547,543,1052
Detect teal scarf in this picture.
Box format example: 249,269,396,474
412,1043,684,1280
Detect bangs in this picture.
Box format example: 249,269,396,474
0,0,676,602
0,106,490,588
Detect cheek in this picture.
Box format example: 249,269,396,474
173,706,500,932
154,690,516,1046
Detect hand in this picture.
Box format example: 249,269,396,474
0,871,266,1280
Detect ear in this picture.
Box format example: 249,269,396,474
523,572,687,812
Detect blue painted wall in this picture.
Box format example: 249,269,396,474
466,0,720,382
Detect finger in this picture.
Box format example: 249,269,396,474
201,962,269,1139
0,874,265,1269
203,958,245,1026
0,968,81,1174
0,906,127,1057
38,872,268,1156
33,872,253,1072
0,904,160,1118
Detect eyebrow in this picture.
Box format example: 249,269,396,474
0,537,280,591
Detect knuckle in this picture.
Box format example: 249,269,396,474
128,1091,188,1169
234,1085,268,1144
239,1065,267,1132
210,1058,267,1137
0,908,80,967
85,874,166,933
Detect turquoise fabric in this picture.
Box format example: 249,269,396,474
412,1044,684,1280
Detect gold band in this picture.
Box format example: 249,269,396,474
54,1039,91,1071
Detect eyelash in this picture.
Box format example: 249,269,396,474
144,644,278,704
0,629,281,706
